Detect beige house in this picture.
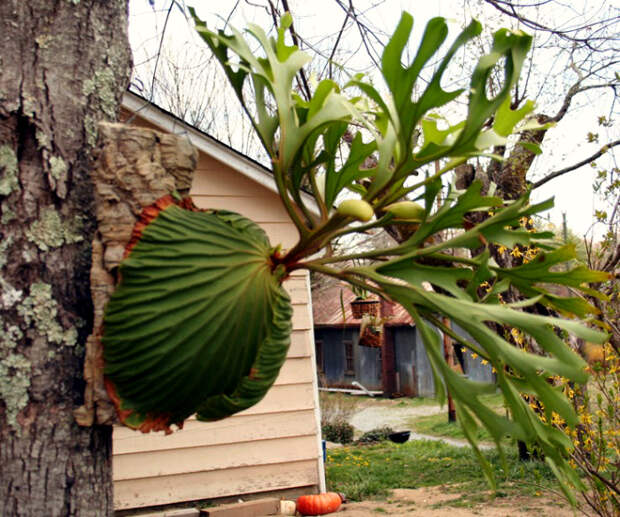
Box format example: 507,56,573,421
113,91,324,511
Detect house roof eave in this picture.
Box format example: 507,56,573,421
121,90,320,217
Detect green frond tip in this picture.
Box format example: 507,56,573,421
102,196,292,433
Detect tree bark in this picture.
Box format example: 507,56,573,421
0,1,131,515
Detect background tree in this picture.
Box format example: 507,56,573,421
0,1,131,514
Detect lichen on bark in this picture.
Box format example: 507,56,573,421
0,236,12,269
84,114,98,147
0,317,29,431
0,354,31,431
0,278,22,309
25,207,83,251
0,0,131,512
48,156,67,181
17,283,77,346
0,145,19,196
83,69,117,119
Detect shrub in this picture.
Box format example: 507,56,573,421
356,426,395,444
322,421,354,444
554,345,619,517
319,392,359,425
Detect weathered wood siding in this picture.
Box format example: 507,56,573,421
314,327,383,390
113,103,323,510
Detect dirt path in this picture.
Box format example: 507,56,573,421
349,403,493,449
336,486,574,516
349,404,443,432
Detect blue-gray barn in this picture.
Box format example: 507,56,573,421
312,285,494,397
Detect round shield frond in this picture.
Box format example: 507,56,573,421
102,198,292,432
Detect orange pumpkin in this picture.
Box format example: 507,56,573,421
296,492,342,516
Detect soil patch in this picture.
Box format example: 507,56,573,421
336,486,574,516
349,404,441,433
349,403,492,448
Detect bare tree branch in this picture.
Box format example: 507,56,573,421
333,0,384,70
483,0,620,51
531,139,620,190
323,9,352,79
551,80,619,123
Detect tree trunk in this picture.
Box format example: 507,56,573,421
0,1,131,515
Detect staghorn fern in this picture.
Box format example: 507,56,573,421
102,10,610,502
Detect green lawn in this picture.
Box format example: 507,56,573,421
408,393,510,444
392,396,441,408
325,439,559,506
412,414,497,442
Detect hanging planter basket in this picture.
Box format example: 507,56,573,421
358,326,382,348
350,299,380,319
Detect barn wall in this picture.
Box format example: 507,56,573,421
412,327,438,398
314,321,495,401
113,105,323,510
392,327,417,396
315,327,355,387
314,327,395,393
357,345,382,391
316,325,433,395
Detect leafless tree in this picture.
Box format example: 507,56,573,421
130,0,266,159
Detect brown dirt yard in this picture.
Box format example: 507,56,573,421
330,486,576,516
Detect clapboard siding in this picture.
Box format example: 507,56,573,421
271,357,315,385
193,195,290,223
283,278,311,305
114,409,318,454
115,435,318,480
191,161,269,197
114,460,318,510
113,99,323,510
230,382,316,416
291,304,313,331
287,330,313,358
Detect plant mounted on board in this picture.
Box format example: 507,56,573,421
101,9,611,501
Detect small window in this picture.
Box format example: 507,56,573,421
315,340,324,373
344,339,354,375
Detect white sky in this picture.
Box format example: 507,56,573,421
128,0,618,239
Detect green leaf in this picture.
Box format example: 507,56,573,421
377,261,473,300
382,15,450,133
103,202,292,429
419,116,465,152
413,19,482,119
280,11,293,31
452,29,532,153
520,142,543,155
493,97,535,137
495,245,611,294
474,129,507,150
423,175,443,215
404,181,502,247
324,132,377,208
